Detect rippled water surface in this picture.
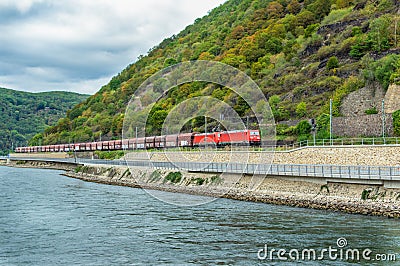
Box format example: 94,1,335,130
0,166,399,265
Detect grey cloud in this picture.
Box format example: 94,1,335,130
0,0,226,94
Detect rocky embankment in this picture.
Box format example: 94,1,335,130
65,164,400,218
0,159,77,171
4,144,400,218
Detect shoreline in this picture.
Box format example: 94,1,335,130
2,160,400,218
65,164,400,218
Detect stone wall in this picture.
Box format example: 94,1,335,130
332,114,393,137
340,82,385,117
334,83,399,137
384,84,400,114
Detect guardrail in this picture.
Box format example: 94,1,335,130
265,137,400,151
297,137,400,148
77,158,400,181
9,157,400,181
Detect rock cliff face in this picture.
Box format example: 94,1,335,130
384,84,400,114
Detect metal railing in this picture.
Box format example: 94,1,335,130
298,137,400,148
8,157,400,181
269,137,400,151
77,158,400,181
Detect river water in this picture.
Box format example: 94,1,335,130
0,166,399,265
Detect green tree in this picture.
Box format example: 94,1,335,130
316,113,331,139
304,24,319,38
267,1,284,19
369,16,391,52
264,37,283,54
296,120,312,141
147,109,168,135
287,0,301,14
164,58,178,67
306,0,332,20
368,54,400,90
268,95,289,121
296,101,308,118
296,10,317,27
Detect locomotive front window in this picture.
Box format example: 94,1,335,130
250,131,259,135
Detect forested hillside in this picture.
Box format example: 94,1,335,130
39,0,400,145
0,88,88,154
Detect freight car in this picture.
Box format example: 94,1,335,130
15,129,261,153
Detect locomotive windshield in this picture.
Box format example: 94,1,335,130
250,131,259,135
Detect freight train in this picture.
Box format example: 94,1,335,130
15,130,261,153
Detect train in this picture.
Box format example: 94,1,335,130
15,129,261,153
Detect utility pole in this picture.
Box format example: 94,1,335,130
329,99,333,145
382,99,386,139
135,127,138,150
205,116,207,148
395,15,398,47
396,10,399,47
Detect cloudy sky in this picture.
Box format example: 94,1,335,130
0,0,226,95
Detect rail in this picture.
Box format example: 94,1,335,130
271,136,400,151
76,158,400,181
298,136,400,148
8,157,400,181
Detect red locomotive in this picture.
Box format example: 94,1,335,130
15,129,261,153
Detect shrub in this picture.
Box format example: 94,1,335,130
361,189,371,200
165,172,182,183
296,102,308,118
321,7,352,25
317,45,336,59
193,178,205,185
316,113,329,131
393,110,400,136
364,107,378,115
327,56,339,70
296,120,312,135
210,175,222,185
276,124,289,135
75,165,83,173
371,55,400,90
149,170,162,182
94,150,125,160
320,184,330,194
